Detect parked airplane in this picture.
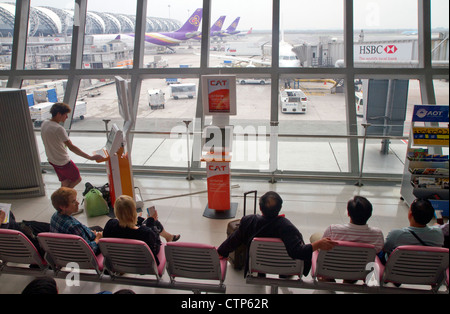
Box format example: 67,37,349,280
194,15,226,40
125,8,203,48
210,39,300,68
221,17,241,36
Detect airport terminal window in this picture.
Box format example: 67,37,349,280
431,0,449,66
144,1,202,68
1,1,448,179
353,0,419,69
0,0,15,70
354,78,422,175
280,0,344,68
277,75,349,173
24,1,74,70
210,0,272,68
82,0,136,69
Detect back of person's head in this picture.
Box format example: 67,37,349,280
259,191,283,219
51,187,76,213
114,195,137,228
347,196,373,225
50,102,71,117
410,199,435,225
22,277,58,294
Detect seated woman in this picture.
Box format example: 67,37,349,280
103,195,180,264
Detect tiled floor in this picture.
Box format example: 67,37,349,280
3,168,445,295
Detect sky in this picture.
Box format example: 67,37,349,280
17,0,450,31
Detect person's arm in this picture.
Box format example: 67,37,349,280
64,139,103,161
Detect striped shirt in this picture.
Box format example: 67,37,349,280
323,223,384,253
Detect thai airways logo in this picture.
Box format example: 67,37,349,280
384,45,398,54
416,108,429,119
190,15,201,26
215,20,223,27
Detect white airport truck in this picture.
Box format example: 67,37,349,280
170,84,196,100
147,89,165,109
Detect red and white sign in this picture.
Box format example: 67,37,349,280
354,42,413,62
201,75,237,116
206,161,231,211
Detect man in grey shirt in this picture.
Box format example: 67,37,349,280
383,199,444,257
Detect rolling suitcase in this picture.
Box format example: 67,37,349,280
226,190,257,270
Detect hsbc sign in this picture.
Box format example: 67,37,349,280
355,42,413,62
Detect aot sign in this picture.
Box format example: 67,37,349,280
355,42,413,62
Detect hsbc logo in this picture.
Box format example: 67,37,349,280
384,45,398,54
359,45,399,55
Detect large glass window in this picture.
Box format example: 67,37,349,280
0,0,16,71
354,0,419,68
431,0,449,67
280,0,344,68
1,1,447,180
210,0,272,68
24,1,74,70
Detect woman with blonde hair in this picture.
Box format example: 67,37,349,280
103,195,180,264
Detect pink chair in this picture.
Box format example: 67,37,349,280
165,242,227,285
98,238,166,279
37,232,104,276
381,245,449,291
248,237,304,278
312,241,380,282
0,229,47,272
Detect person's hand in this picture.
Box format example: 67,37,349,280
94,231,103,243
151,210,158,221
90,154,104,162
312,237,338,251
0,210,6,224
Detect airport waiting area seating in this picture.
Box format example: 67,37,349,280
246,238,449,294
99,238,166,280
0,229,47,275
1,229,448,294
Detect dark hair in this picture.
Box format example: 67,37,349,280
22,277,58,294
259,191,283,219
411,199,435,225
50,102,71,117
347,196,373,225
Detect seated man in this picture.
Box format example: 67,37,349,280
312,196,384,253
383,198,444,258
50,187,103,255
217,191,337,276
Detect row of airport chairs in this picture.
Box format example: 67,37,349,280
0,229,227,293
0,229,448,294
247,238,449,294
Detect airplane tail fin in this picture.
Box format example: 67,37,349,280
247,27,253,35
211,16,226,32
226,17,240,32
177,8,203,33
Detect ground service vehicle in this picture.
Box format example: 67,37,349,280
280,89,308,113
355,91,364,116
170,84,196,100
147,89,165,109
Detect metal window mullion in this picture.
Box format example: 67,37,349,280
7,0,30,88
192,0,212,170
128,0,148,152
64,0,88,130
344,0,360,177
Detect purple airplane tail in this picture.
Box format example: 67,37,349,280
177,8,203,33
226,17,240,33
211,16,226,33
